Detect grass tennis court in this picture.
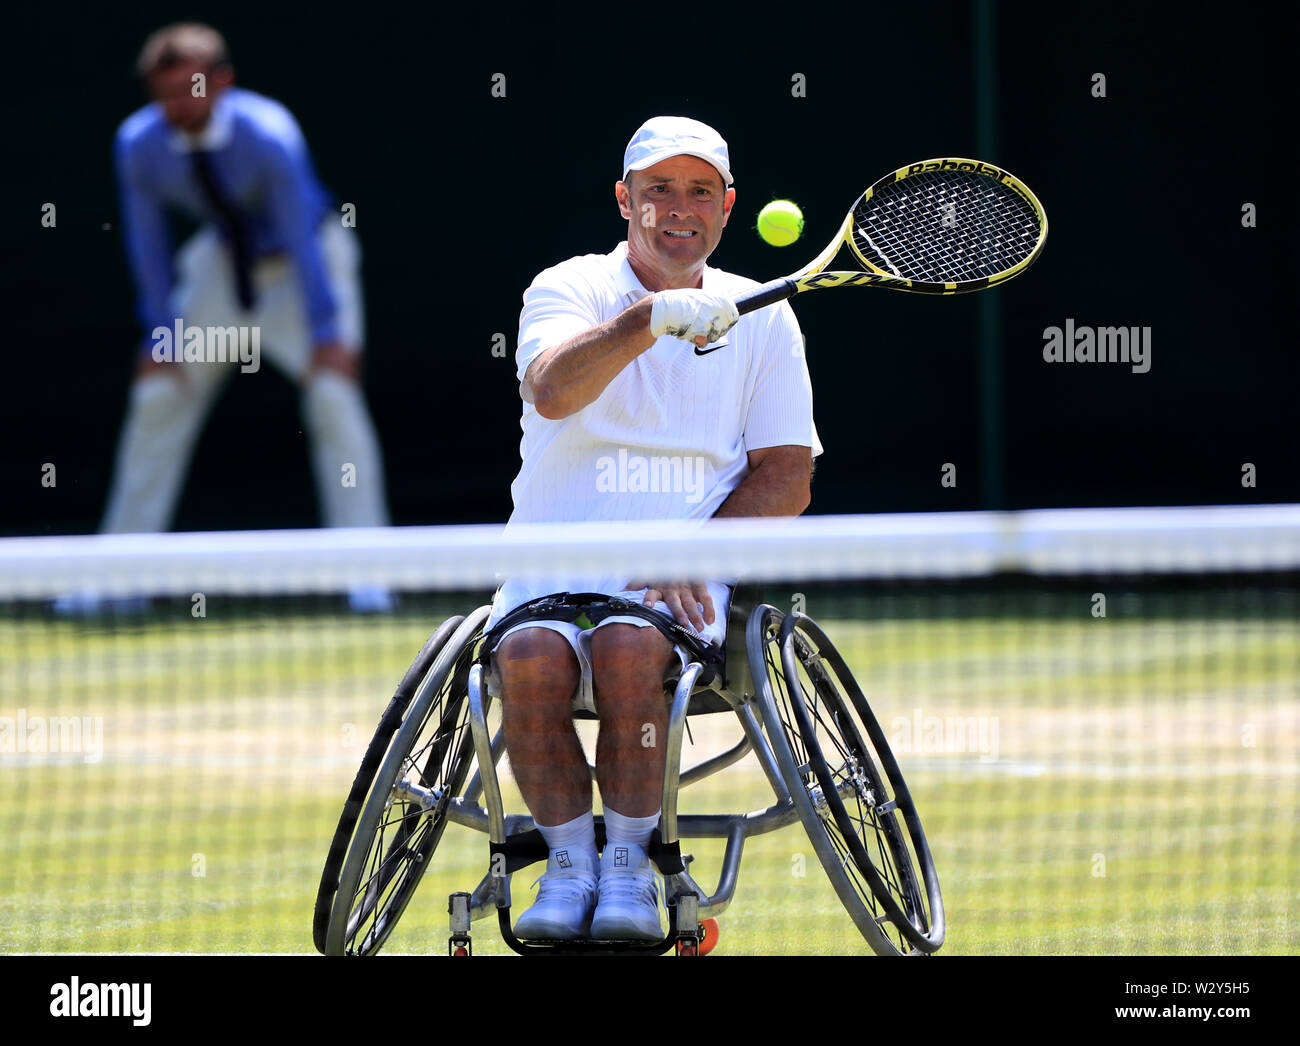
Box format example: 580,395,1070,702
2,592,1296,955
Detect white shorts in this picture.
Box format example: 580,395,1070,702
486,583,732,715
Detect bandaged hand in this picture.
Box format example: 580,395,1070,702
649,290,739,346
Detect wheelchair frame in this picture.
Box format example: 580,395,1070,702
314,595,945,957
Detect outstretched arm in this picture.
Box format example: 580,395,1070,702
525,290,739,419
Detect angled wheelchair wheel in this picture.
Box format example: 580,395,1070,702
322,608,488,956
750,606,945,955
313,613,466,953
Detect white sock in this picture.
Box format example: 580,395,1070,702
537,811,597,874
602,807,660,870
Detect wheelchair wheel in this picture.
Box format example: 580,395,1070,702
322,608,488,956
750,606,945,955
313,613,466,953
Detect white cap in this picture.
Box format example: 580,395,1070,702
622,116,733,187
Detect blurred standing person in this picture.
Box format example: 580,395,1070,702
72,23,390,611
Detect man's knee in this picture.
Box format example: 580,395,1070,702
591,624,675,713
495,628,579,710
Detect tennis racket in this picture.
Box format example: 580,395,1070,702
735,158,1048,316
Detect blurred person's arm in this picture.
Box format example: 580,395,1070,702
262,122,348,373
115,126,174,368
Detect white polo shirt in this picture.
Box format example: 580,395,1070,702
489,241,822,625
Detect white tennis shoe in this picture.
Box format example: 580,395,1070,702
514,868,599,940
590,846,663,940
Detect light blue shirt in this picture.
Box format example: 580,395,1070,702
115,87,339,344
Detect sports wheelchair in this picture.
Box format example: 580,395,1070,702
313,589,945,956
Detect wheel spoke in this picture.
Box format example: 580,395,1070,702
821,819,910,951
328,637,481,956
757,608,942,954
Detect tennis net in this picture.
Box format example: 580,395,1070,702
2,505,1297,954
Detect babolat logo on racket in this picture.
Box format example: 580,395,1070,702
907,159,1009,181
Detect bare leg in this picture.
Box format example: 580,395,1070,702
495,628,588,827
591,624,676,818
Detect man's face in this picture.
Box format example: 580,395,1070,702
617,155,735,288
147,59,232,134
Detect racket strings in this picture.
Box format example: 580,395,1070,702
852,170,1041,284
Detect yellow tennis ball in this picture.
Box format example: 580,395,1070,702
757,200,804,247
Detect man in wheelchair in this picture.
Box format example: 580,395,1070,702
489,115,819,941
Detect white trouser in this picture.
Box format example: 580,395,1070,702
100,222,389,533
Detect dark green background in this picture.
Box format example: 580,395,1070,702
4,3,1294,535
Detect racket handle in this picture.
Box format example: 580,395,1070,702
735,278,798,316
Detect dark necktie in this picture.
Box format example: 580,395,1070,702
191,149,255,311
